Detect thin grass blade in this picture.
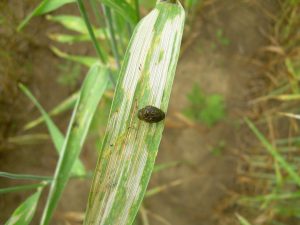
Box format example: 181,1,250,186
0,172,52,181
47,15,106,43
243,191,300,202
19,84,65,151
153,161,180,173
102,6,121,69
49,33,90,43
0,183,47,195
236,213,252,225
40,63,109,225
48,32,104,44
24,92,79,130
245,118,300,186
101,0,138,25
46,15,89,33
274,94,300,100
76,0,109,65
145,178,184,197
17,0,75,31
4,188,43,225
279,112,300,120
84,2,185,224
19,84,85,176
8,134,49,145
51,46,99,67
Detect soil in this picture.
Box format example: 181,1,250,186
0,1,277,225
145,1,276,224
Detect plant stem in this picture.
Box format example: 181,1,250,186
88,0,103,27
102,5,121,69
76,0,116,85
76,0,107,63
134,0,140,20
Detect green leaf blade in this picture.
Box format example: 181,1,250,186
40,63,109,225
17,0,76,31
19,84,85,176
4,188,43,225
46,15,88,33
24,92,79,130
51,46,99,67
84,2,185,225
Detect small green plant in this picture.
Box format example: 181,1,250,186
211,140,226,156
183,84,225,126
216,28,230,46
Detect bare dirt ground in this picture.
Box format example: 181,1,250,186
0,1,277,225
145,1,276,224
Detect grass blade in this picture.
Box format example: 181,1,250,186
279,112,300,120
19,84,85,176
17,0,75,31
76,0,116,86
84,2,185,224
46,15,89,33
145,178,184,197
153,161,180,173
245,118,300,186
0,183,47,195
273,94,300,100
4,188,43,225
236,213,252,225
102,6,121,69
8,134,49,145
40,63,109,225
76,0,108,64
48,31,105,44
242,191,300,202
24,92,79,130
101,0,138,25
19,84,64,151
51,46,99,67
49,33,91,43
0,172,52,181
47,15,107,44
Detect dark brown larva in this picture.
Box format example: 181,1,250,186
137,105,165,123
